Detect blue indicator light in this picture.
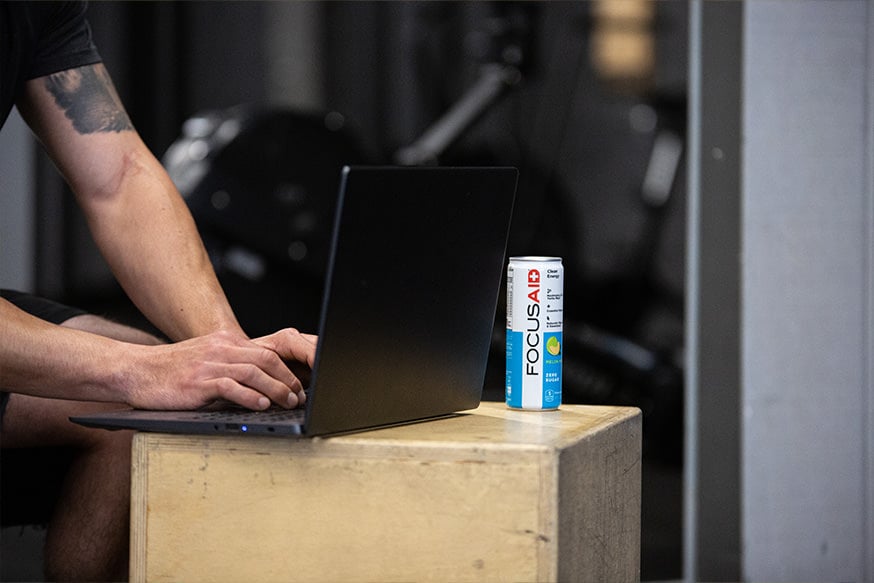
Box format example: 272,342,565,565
241,425,248,432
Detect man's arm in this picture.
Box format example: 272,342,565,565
17,64,238,341
8,63,316,409
0,297,315,410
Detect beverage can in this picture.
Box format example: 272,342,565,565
505,256,563,410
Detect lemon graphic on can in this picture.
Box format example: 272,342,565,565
546,336,561,356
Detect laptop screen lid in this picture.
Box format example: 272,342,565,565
304,166,517,435
70,166,517,437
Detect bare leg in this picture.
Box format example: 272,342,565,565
1,315,162,582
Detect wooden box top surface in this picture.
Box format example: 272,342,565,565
134,402,641,461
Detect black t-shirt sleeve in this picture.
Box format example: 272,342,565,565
27,1,102,80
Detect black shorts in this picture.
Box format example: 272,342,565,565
0,290,89,426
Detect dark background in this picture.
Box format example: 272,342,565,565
3,2,688,580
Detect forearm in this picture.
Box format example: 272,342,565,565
18,65,243,342
0,299,312,410
75,142,242,341
0,299,132,402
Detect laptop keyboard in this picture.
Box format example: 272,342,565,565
192,407,306,424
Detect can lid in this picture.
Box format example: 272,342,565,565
509,256,563,262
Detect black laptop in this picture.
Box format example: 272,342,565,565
72,166,517,437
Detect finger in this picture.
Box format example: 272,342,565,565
212,361,302,409
254,329,318,368
259,329,317,367
217,342,305,398
209,376,272,411
250,345,303,389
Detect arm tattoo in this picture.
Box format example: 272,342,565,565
44,65,133,134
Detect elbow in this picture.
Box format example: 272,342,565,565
76,147,163,207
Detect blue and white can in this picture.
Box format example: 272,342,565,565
505,256,563,410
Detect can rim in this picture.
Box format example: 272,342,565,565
508,256,562,262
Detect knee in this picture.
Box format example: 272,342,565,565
69,407,135,454
84,424,134,457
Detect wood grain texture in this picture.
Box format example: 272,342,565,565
130,403,641,582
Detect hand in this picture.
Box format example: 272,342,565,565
252,328,319,394
124,329,315,411
252,327,318,368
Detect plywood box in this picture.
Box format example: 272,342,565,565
130,402,641,582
